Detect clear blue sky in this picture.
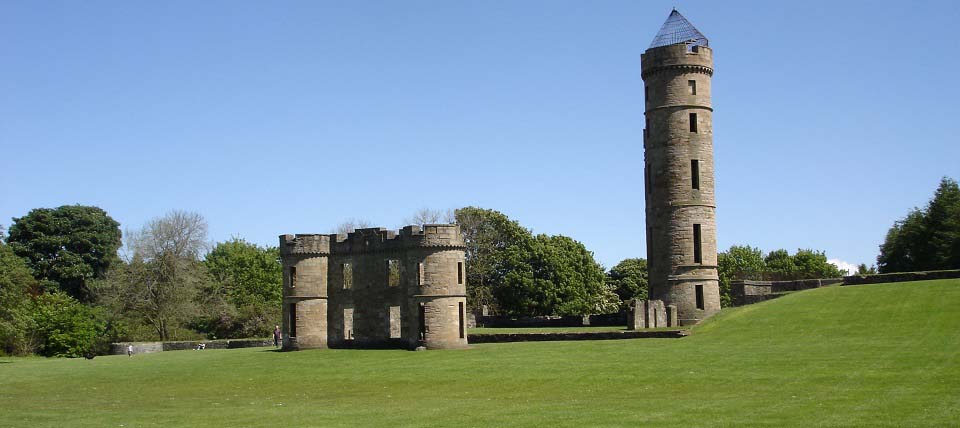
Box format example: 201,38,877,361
2,1,958,272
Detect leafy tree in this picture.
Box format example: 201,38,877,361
6,205,122,301
792,249,846,278
764,249,796,281
878,177,960,272
606,258,648,306
31,292,106,357
200,239,282,338
0,242,40,355
454,207,532,313
717,245,766,307
93,211,210,341
856,263,877,275
495,234,615,316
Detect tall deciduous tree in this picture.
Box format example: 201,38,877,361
200,239,282,338
7,205,121,301
93,210,210,341
454,207,532,313
878,177,960,272
606,258,648,306
0,242,39,355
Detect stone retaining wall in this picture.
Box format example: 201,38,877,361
474,313,626,328
730,278,842,306
468,330,688,344
110,338,273,355
843,269,960,286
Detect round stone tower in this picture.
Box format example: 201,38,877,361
642,9,721,325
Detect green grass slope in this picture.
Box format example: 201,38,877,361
2,279,958,427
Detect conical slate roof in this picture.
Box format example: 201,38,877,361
648,9,709,49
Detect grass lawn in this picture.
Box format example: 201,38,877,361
2,279,958,427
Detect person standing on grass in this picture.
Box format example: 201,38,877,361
273,325,282,348
127,345,133,357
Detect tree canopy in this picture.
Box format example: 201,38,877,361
878,177,960,273
6,205,122,302
605,258,648,307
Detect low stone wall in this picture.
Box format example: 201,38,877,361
468,330,688,344
843,269,960,286
475,313,626,328
730,278,843,306
110,338,273,355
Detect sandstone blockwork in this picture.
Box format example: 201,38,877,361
280,225,469,350
642,35,721,324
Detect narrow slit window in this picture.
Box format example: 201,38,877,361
389,306,401,339
342,263,352,289
688,80,696,95
343,307,354,340
644,85,649,102
689,113,698,133
459,302,466,339
289,303,297,337
387,260,400,287
695,285,705,310
691,159,700,190
418,303,427,340
457,262,464,284
417,262,424,286
289,266,297,288
693,224,703,263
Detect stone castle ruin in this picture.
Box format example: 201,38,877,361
280,9,721,350
280,225,469,350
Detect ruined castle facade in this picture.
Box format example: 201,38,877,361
280,225,469,350
642,10,721,324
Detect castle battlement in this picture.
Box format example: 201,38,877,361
281,224,466,256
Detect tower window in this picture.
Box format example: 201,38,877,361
289,266,297,288
691,159,700,190
458,262,464,284
645,85,649,102
693,224,703,263
688,80,696,95
387,259,401,287
459,302,466,339
342,263,352,289
289,303,297,337
689,113,698,133
417,262,424,285
695,285,705,310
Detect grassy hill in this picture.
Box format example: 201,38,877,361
1,279,958,427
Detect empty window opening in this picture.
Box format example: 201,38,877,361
689,113,698,133
417,263,424,285
344,308,354,339
695,285,705,310
289,303,297,337
342,263,352,289
688,80,697,95
387,259,401,287
457,262,464,285
389,306,401,339
693,224,703,263
418,303,427,341
691,160,700,190
459,302,466,339
644,85,649,102
289,266,297,288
